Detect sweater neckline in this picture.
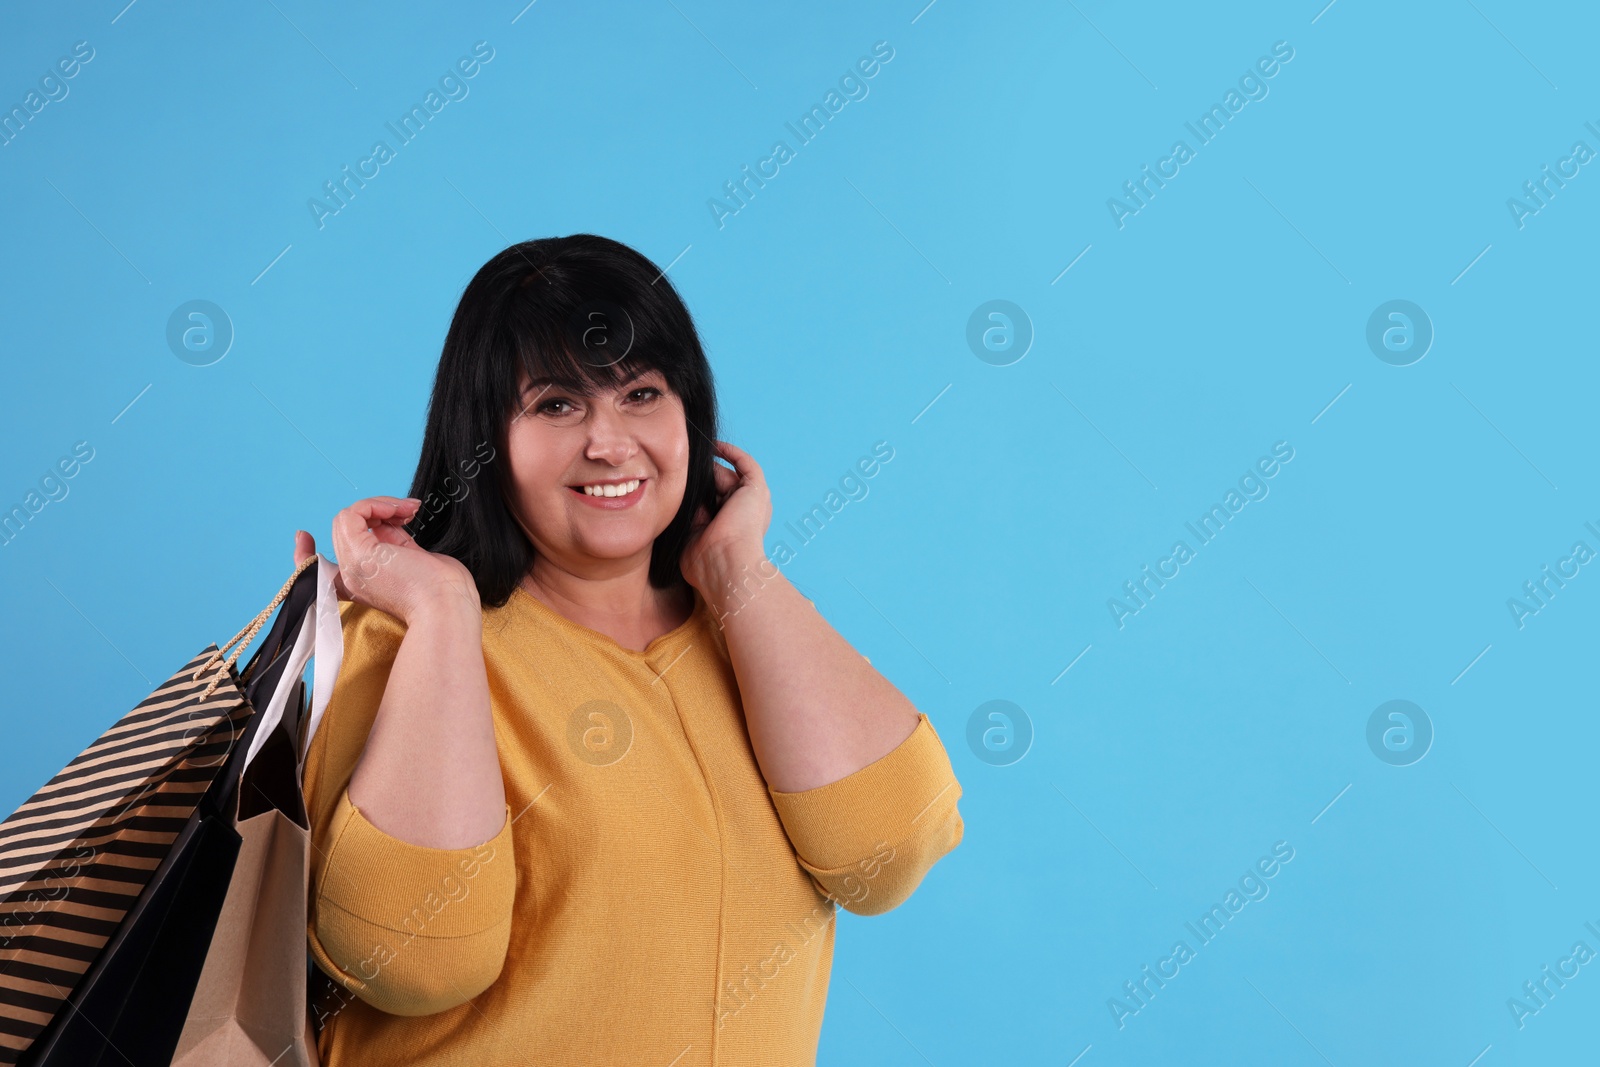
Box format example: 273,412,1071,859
509,582,705,658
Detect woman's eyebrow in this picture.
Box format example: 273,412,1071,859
518,371,656,396
522,376,592,395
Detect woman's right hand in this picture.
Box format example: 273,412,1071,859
293,496,480,624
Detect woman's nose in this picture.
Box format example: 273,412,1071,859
583,409,636,464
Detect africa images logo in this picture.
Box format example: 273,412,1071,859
1106,41,1295,229
1107,442,1295,629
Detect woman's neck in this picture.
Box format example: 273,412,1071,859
521,561,694,652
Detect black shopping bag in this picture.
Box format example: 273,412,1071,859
0,555,321,1067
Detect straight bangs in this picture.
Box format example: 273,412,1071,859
501,295,677,419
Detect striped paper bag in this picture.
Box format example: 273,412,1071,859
0,557,316,1065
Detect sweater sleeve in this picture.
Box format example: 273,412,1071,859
766,712,963,916
302,601,517,1017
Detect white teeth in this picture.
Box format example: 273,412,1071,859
583,479,639,497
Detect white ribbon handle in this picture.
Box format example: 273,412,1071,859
241,553,345,784
302,552,345,782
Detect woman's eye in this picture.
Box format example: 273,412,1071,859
520,387,659,418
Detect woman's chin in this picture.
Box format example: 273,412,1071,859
572,529,663,563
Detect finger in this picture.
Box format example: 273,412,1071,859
369,496,422,517
713,440,765,484
342,499,421,541
372,518,420,549
295,528,356,600
711,461,741,497
357,496,422,522
331,497,419,556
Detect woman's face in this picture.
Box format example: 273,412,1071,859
505,365,690,577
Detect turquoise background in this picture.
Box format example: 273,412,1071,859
3,1,1598,1063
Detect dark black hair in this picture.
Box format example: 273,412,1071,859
403,234,721,608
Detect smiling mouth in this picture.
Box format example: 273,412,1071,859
569,478,644,498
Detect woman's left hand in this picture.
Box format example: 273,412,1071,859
680,440,771,591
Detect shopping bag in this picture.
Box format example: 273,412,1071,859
0,554,323,1066
168,723,322,1066
170,554,344,1067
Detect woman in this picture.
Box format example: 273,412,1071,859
293,235,964,1065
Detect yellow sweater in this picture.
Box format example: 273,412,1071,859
301,582,965,1066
